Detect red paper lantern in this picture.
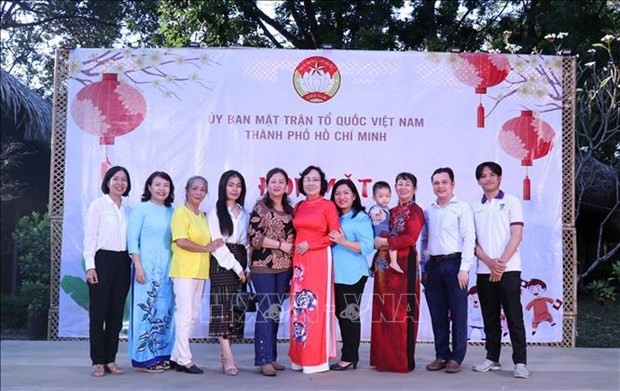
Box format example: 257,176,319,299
71,73,146,178
498,110,556,200
452,53,510,128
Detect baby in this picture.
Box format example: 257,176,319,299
368,181,403,274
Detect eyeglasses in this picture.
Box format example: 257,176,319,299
303,177,321,183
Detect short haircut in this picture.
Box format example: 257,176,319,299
101,166,131,196
372,181,391,195
431,167,454,182
475,161,503,180
395,172,417,188
141,171,175,207
299,165,328,196
185,176,208,192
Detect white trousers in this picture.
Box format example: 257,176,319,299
171,278,205,366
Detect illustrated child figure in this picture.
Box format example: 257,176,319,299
467,286,485,341
368,181,402,273
524,278,563,335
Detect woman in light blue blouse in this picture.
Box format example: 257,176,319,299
328,179,374,371
127,171,175,373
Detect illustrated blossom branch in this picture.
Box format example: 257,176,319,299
484,31,567,118
68,49,220,100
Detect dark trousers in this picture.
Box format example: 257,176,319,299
424,257,468,364
88,250,131,365
335,276,368,363
477,271,527,364
252,270,292,366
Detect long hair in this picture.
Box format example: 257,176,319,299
216,170,246,236
141,171,175,207
101,166,131,196
330,178,365,218
263,167,294,214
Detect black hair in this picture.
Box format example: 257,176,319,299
372,181,391,195
141,171,175,207
394,172,418,201
216,170,247,236
101,166,131,196
298,165,328,196
330,178,366,218
431,167,454,182
475,161,503,180
263,167,294,214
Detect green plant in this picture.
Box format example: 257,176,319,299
609,261,620,283
12,211,50,316
0,294,27,329
586,279,618,305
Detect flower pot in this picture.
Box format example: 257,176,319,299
27,311,48,340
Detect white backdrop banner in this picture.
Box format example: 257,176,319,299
59,48,565,342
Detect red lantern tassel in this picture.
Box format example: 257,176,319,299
101,157,111,180
477,103,485,128
523,175,531,201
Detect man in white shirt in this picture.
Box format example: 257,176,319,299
471,161,529,379
421,167,476,374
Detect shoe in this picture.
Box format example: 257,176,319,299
260,363,277,376
426,359,447,371
161,361,175,370
176,363,204,374
221,354,238,376
271,361,285,371
445,360,461,373
104,362,124,375
514,363,530,379
330,361,358,371
473,359,501,372
91,364,105,377
136,364,164,373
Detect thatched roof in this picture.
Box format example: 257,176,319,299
0,69,51,143
576,154,620,211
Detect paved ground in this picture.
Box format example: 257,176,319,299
1,340,618,390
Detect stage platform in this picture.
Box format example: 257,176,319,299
1,340,618,390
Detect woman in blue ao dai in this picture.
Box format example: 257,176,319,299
128,172,176,373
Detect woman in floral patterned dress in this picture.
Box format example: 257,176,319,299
128,171,175,373
288,165,340,374
370,172,425,373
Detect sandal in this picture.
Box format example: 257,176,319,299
136,363,164,373
104,362,125,375
261,363,276,376
272,361,285,371
221,354,238,376
92,364,105,377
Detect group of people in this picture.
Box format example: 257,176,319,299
83,161,529,379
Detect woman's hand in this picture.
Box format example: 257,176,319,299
206,238,225,252
237,271,247,283
328,229,345,244
86,269,98,285
295,241,309,255
134,264,146,284
280,241,293,255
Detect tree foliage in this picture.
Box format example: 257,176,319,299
1,0,618,287
0,0,159,95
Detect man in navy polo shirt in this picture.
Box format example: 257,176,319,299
471,161,529,379
421,167,476,374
